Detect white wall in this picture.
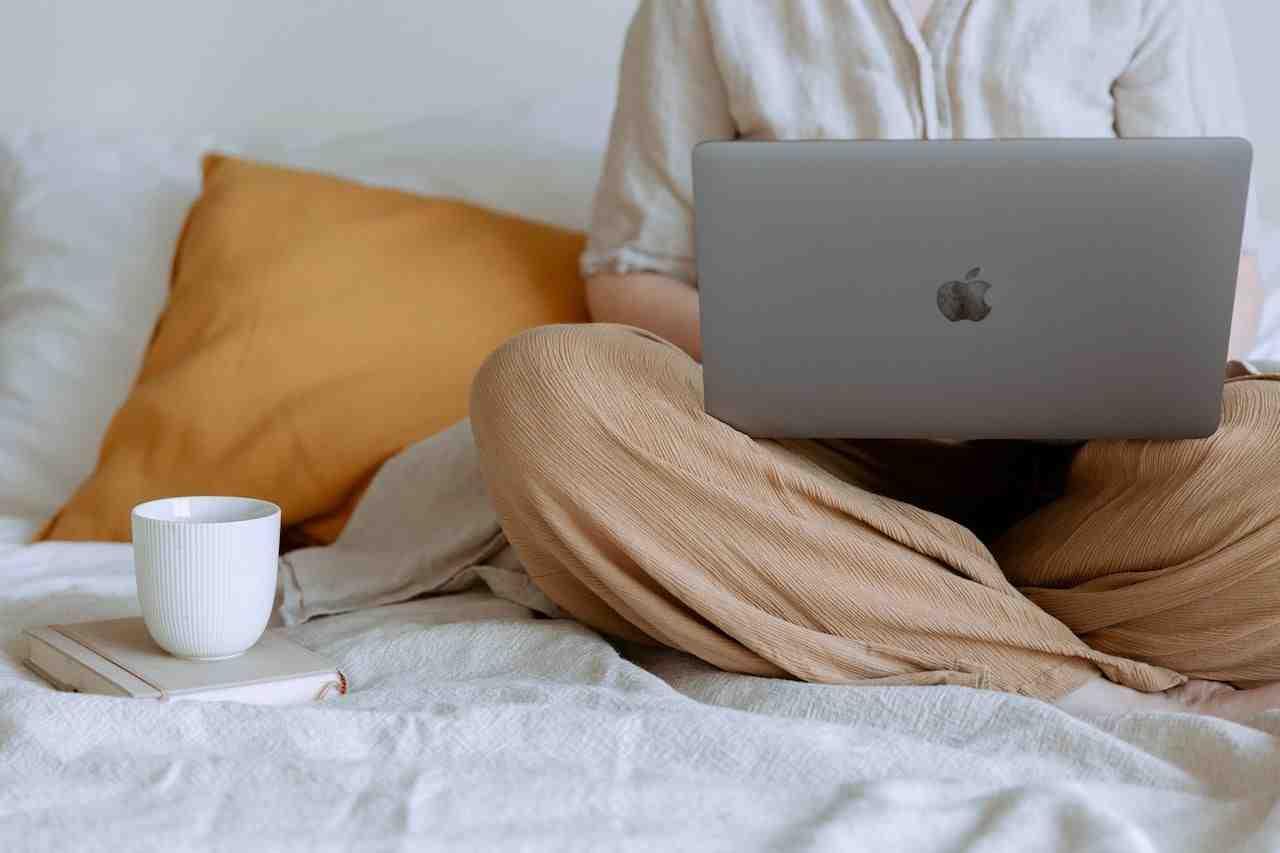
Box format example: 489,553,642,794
2,1,1276,221
9,1,639,149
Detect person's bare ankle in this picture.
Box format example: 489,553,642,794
1164,679,1280,724
1057,675,1280,726
1161,679,1237,713
1054,675,1180,716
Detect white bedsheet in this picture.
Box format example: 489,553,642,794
0,544,1276,852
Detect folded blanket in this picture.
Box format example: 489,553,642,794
278,419,563,625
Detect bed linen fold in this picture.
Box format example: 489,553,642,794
1,540,1278,852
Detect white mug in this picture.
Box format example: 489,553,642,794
132,496,281,661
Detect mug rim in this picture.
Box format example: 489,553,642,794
132,495,281,526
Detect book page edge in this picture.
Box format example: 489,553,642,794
23,629,155,698
23,626,345,701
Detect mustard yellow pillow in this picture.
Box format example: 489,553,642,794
43,154,588,543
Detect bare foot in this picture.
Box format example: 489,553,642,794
1056,676,1280,725
1166,679,1280,724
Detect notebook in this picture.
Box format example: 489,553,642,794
23,617,346,706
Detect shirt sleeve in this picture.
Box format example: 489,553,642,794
580,0,737,286
1112,0,1261,255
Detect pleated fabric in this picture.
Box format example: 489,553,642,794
471,324,1280,699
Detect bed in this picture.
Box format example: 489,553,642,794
3,539,1280,852
2,3,1279,851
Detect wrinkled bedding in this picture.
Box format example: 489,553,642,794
1,541,1277,852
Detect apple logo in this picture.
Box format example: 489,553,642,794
937,267,993,323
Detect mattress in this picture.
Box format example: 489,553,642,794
1,541,1277,852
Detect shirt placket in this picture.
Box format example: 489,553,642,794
888,0,965,140
927,1,967,139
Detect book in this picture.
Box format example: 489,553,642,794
23,617,347,706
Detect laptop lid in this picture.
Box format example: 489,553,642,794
693,139,1253,440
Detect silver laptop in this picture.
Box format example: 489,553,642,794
693,139,1253,440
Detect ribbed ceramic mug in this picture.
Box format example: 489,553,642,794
132,496,281,660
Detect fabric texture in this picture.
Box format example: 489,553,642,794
1253,223,1280,361
4,541,1280,852
278,418,563,626
0,131,209,544
41,154,589,545
584,0,1262,286
472,324,1280,699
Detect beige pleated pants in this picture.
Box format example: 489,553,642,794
471,324,1280,700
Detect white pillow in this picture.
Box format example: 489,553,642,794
0,131,209,542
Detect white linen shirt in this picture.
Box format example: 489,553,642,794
583,0,1261,285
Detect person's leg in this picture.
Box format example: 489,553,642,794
995,373,1280,715
470,323,1178,699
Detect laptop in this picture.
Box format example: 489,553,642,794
692,139,1254,440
